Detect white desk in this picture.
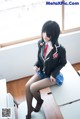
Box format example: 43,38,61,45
51,61,80,106
60,101,80,119
0,79,7,107
0,79,16,119
0,79,7,118
50,61,80,119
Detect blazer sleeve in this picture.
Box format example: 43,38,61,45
34,40,42,68
51,46,67,78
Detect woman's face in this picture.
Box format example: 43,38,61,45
42,32,51,42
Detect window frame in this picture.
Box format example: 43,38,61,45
0,0,80,48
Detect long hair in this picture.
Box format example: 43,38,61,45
41,20,60,46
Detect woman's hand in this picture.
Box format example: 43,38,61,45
33,66,40,72
50,76,56,82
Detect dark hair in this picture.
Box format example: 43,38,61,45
41,20,60,46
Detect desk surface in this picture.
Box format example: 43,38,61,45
51,61,80,119
0,79,7,118
0,79,7,107
60,101,80,119
51,61,80,105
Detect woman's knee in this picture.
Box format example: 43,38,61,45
25,74,40,92
25,77,36,92
30,83,37,94
25,80,31,92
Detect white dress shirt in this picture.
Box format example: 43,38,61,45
45,41,53,57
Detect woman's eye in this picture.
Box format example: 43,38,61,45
47,33,51,38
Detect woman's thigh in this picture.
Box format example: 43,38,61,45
26,73,40,87
30,78,56,92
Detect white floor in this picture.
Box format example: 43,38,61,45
18,99,45,119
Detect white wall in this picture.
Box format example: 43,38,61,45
59,31,80,64
0,31,80,82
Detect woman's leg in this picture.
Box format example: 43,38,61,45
25,73,40,118
30,78,56,112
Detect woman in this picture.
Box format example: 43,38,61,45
25,20,67,119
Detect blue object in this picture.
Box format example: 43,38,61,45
56,73,64,86
36,70,47,79
36,70,64,86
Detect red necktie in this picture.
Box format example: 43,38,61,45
43,43,48,58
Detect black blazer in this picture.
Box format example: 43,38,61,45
34,39,67,78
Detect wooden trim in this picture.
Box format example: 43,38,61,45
40,87,63,119
0,35,41,48
61,0,80,33
0,29,80,48
62,0,64,32
62,27,80,34
0,0,80,48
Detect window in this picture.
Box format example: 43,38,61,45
64,0,80,30
0,0,80,47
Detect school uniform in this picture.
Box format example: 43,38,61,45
34,39,67,85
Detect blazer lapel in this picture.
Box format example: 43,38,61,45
46,49,53,59
41,43,45,58
46,48,56,59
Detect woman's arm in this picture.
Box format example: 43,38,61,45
34,39,42,68
51,46,67,78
